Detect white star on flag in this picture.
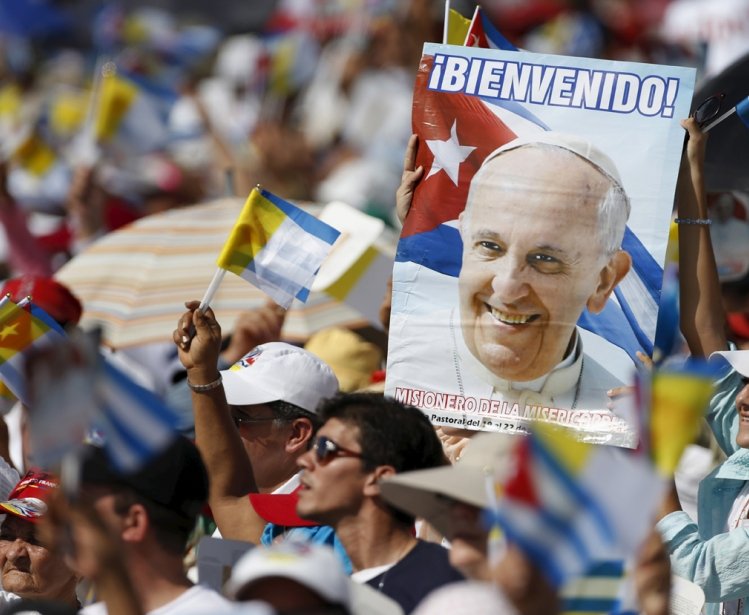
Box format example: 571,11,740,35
425,120,476,185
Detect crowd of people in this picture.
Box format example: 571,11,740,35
0,0,747,614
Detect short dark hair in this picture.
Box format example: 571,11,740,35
110,486,195,556
268,400,321,431
318,394,445,526
318,393,445,474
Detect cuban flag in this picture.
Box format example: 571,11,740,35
94,359,181,472
491,423,665,588
397,53,661,361
464,6,517,51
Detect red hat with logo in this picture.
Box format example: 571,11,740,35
0,470,59,522
1,276,82,328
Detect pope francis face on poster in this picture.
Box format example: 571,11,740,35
457,134,633,383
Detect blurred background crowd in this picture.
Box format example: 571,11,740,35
0,0,747,277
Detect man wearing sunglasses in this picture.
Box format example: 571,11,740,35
173,302,347,567
294,393,464,613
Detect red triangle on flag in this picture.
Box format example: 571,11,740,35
503,438,540,507
402,55,517,239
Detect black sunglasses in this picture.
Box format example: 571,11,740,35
693,92,725,127
312,435,365,464
231,412,287,428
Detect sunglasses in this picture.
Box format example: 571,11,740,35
311,435,365,464
231,413,286,428
693,92,725,128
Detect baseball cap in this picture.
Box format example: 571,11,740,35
304,327,382,392
379,433,518,539
1,276,82,327
711,349,749,378
221,342,339,411
728,313,749,341
226,541,350,604
80,437,208,525
249,487,317,528
0,470,58,522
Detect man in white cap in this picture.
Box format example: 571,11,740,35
389,133,636,445
656,118,749,615
173,301,346,565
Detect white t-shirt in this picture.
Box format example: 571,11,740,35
80,584,245,615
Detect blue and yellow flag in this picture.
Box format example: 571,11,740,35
217,188,340,309
0,300,65,405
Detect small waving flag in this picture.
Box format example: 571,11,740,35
95,66,174,154
464,6,517,50
445,6,471,45
217,188,340,309
635,360,716,475
0,298,65,405
491,423,665,587
11,131,57,177
94,358,181,472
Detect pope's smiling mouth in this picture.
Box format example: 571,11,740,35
486,304,539,325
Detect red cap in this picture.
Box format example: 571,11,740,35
728,312,749,341
1,276,82,327
0,470,58,522
249,487,318,528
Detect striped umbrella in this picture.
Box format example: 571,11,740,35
55,197,370,349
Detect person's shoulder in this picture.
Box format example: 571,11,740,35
401,541,463,578
149,585,237,614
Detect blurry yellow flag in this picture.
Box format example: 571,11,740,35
447,8,471,45
13,133,57,177
651,370,714,474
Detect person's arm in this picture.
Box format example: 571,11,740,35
173,302,266,542
677,118,726,357
656,511,749,603
0,162,54,277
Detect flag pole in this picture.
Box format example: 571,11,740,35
197,269,226,313
703,107,735,132
443,0,450,44
464,6,480,45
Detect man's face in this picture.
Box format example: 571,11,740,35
230,404,297,491
0,516,76,601
459,146,622,381
735,380,749,448
296,418,369,525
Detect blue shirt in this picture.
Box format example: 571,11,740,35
657,365,749,615
261,522,353,574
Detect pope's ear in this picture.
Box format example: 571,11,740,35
586,250,631,314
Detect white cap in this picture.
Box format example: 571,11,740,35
711,349,749,377
221,342,339,412
226,542,403,615
226,542,350,605
413,581,518,615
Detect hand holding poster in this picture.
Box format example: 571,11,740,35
385,43,696,447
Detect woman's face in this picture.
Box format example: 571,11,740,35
0,515,77,602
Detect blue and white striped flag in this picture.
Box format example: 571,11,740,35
94,359,181,472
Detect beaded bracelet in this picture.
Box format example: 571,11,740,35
187,374,223,392
675,218,712,225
